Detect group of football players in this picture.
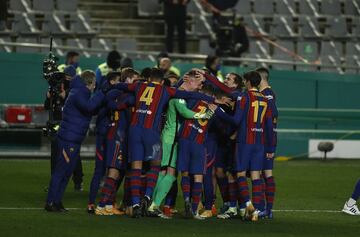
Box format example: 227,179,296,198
45,53,278,221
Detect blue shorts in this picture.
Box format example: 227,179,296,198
215,140,235,171
263,147,275,170
177,138,206,175
128,126,161,163
234,144,264,172
106,129,127,170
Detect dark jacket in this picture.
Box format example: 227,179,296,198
57,76,105,144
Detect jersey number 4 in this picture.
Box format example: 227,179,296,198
251,101,267,123
140,87,155,105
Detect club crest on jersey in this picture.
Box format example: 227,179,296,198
70,147,74,152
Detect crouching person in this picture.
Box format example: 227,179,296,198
45,70,106,212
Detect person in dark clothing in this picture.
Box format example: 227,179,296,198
0,0,8,31
45,70,106,212
160,0,189,54
44,66,84,192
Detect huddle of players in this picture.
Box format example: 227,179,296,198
87,65,277,222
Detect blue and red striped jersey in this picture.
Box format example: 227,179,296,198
261,87,278,149
106,90,134,140
179,100,210,144
215,88,274,147
114,81,216,132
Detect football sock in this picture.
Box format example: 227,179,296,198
165,181,178,207
265,176,276,210
237,176,250,206
181,176,191,202
204,170,214,210
351,178,360,201
145,165,161,198
123,176,131,207
191,182,203,214
153,174,176,206
251,179,262,210
217,177,229,203
152,172,165,199
129,169,142,206
259,177,266,211
228,181,238,208
98,177,117,207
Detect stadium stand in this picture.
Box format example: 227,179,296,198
1,0,360,73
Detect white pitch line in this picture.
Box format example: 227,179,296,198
0,207,341,213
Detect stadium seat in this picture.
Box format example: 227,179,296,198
90,38,112,57
344,55,360,74
276,0,297,16
138,0,162,16
249,40,271,59
12,12,38,33
243,15,268,36
344,0,360,15
298,0,319,16
320,55,342,73
67,38,90,57
42,14,67,34
32,0,55,12
56,0,78,12
298,16,322,38
321,41,343,58
319,41,343,73
270,16,297,38
345,42,360,56
187,0,200,15
40,37,64,56
320,0,342,16
297,41,319,71
253,0,274,15
199,38,215,55
9,0,27,11
116,38,137,52
234,0,251,15
326,17,350,38
272,40,295,70
16,36,40,53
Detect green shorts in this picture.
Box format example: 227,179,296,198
161,141,178,168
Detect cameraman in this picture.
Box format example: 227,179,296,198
45,70,106,212
44,65,84,191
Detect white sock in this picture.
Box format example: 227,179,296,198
347,198,356,206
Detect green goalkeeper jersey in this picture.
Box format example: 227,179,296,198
161,98,196,143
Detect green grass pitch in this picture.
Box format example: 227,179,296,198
0,159,360,237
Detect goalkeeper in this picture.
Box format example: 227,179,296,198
147,72,215,217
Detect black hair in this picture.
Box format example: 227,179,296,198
120,68,139,82
121,57,133,69
107,50,121,70
140,67,152,80
228,72,245,90
243,71,261,87
149,68,164,82
65,51,79,63
106,72,121,82
205,55,219,69
256,67,270,80
200,84,215,96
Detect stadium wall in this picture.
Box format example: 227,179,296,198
1,52,359,158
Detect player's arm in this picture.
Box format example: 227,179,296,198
264,106,276,158
214,96,246,126
107,94,135,111
114,81,138,92
174,99,213,120
204,72,233,94
75,90,105,114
